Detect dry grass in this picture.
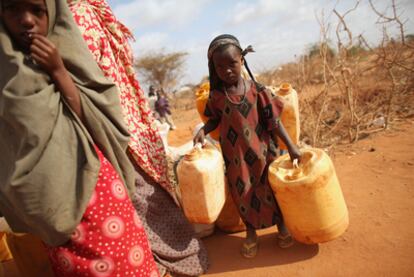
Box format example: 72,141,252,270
170,43,414,150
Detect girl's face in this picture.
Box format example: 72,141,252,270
212,45,244,86
1,0,48,51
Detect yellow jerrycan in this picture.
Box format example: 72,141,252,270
0,233,12,262
2,233,54,277
215,189,246,233
177,144,226,224
195,82,220,140
276,83,300,149
268,148,349,244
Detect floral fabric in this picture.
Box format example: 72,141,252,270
68,0,174,197
46,146,159,277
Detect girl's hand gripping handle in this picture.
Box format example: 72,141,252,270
288,144,302,163
193,128,206,146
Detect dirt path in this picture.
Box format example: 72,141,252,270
169,118,414,276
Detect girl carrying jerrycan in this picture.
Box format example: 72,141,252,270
193,34,301,258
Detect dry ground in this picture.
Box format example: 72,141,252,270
169,108,414,277
1,110,413,277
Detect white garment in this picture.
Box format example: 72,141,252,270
147,95,157,111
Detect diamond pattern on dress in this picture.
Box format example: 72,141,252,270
226,127,238,146
244,147,258,167
255,123,263,138
238,100,252,118
236,177,245,196
265,189,275,205
251,193,261,213
239,204,247,215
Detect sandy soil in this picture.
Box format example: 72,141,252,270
2,110,413,277
169,110,414,277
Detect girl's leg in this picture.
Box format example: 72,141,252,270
241,224,258,258
276,221,294,248
246,224,257,245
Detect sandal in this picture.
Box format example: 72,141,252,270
277,233,294,248
241,240,258,258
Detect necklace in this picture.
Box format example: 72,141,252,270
224,79,246,105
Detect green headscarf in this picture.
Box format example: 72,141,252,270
0,0,136,246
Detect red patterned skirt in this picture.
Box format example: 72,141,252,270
46,147,159,277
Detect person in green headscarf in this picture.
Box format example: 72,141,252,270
0,0,159,275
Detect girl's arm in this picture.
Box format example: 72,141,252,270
193,119,219,145
30,34,84,121
272,121,301,161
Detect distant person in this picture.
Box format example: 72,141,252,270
155,88,177,130
148,85,159,118
194,34,302,258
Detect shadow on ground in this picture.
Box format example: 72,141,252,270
202,227,319,275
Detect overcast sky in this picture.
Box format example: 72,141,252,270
107,0,414,87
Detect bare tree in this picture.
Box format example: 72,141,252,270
332,1,362,142
364,0,414,128
255,0,413,148
134,50,188,93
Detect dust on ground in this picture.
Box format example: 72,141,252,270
168,108,414,276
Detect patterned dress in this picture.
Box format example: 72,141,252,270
68,2,209,275
67,0,173,197
46,147,159,277
205,81,284,229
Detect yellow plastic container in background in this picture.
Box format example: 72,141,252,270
2,233,54,277
177,144,226,224
195,82,220,141
268,148,349,244
276,83,300,149
0,233,12,262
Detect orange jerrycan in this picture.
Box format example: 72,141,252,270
276,83,300,149
3,233,54,277
0,233,12,262
268,148,349,244
195,82,220,140
177,144,226,224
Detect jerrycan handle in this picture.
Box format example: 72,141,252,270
185,140,207,161
293,159,299,169
286,158,303,180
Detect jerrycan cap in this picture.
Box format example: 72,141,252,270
195,83,210,99
278,83,292,95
